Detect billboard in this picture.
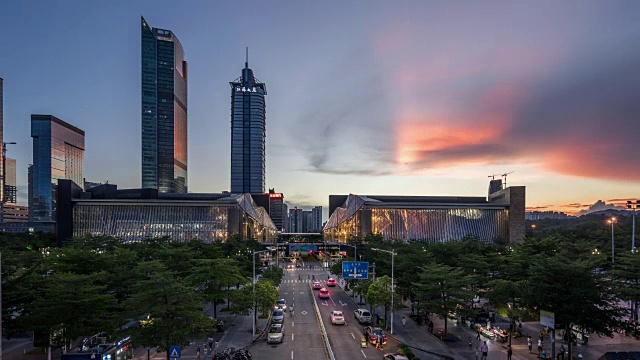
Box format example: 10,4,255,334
288,244,318,253
540,310,555,328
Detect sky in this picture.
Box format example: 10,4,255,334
1,1,639,219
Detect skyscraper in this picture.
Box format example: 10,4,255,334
268,188,284,231
311,206,323,232
141,16,188,193
30,115,84,222
230,50,267,194
0,78,4,204
4,157,16,204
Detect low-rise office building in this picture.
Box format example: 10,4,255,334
56,180,277,244
324,186,525,243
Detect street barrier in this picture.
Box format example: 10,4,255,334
309,283,336,360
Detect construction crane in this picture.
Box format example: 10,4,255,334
501,172,514,188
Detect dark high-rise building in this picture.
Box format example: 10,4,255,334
268,188,284,231
311,206,322,232
230,50,267,194
0,78,4,204
141,17,188,193
29,115,84,222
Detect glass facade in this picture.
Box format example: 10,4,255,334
30,115,84,221
230,60,266,194
324,194,510,243
4,157,16,203
141,17,188,193
72,193,277,243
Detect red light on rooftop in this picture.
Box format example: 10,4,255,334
269,194,283,198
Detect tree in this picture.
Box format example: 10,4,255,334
353,278,372,305
262,266,284,287
125,262,215,360
487,279,526,346
523,255,623,360
612,252,640,322
366,276,393,328
187,258,246,318
414,263,474,334
16,272,118,356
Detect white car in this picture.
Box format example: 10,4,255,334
384,354,409,360
275,299,287,310
331,310,345,325
267,324,284,344
354,308,371,324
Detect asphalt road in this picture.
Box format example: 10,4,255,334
313,277,400,360
250,268,327,360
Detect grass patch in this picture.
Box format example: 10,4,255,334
398,343,419,360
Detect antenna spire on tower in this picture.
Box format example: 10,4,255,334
245,47,249,68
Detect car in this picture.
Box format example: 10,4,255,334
296,263,303,268
275,299,287,310
331,310,345,325
318,288,330,299
287,263,295,269
326,278,337,287
312,281,322,290
267,324,284,343
384,354,409,360
272,309,284,324
364,326,387,345
354,309,372,324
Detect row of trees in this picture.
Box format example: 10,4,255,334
336,217,640,360
1,234,282,360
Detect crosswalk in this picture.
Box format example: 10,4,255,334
282,279,316,283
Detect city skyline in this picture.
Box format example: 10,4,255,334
1,1,639,219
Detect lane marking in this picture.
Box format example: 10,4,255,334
322,301,328,306
292,321,295,327
291,350,294,359
292,333,294,341
351,332,355,339
330,296,336,306
361,349,367,358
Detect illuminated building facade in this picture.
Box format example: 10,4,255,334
56,180,277,245
230,52,266,194
141,17,188,193
268,189,284,231
324,186,525,243
30,115,84,222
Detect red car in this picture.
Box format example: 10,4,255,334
318,288,330,299
312,281,322,290
364,326,387,345
326,278,337,287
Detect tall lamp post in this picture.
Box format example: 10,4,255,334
340,243,357,261
629,201,640,253
252,249,269,339
607,217,617,264
371,248,396,335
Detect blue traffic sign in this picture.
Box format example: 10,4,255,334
342,261,369,279
169,346,181,359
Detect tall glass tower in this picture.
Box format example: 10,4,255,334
141,16,188,193
30,115,84,222
0,78,4,204
230,51,267,194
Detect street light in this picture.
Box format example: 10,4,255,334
628,201,640,253
607,217,617,264
371,248,396,335
252,249,269,339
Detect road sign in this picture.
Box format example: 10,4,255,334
540,310,554,328
342,261,369,279
169,346,181,359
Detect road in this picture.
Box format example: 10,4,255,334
250,267,327,360
313,276,400,359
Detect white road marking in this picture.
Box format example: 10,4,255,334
322,301,328,306
292,333,295,341
299,292,304,294
330,296,336,306
351,332,355,339
291,350,294,359
361,349,367,358
292,321,295,326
